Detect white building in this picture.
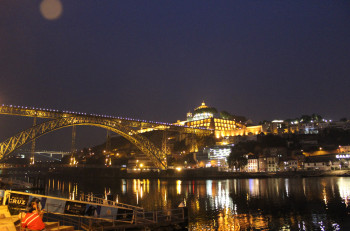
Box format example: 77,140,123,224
283,160,298,171
247,156,258,172
339,145,350,153
267,157,279,172
304,161,331,171
203,145,232,167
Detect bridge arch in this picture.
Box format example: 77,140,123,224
0,116,167,169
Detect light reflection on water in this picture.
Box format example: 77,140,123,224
43,177,350,230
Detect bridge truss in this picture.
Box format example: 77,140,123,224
0,116,167,169
0,105,213,169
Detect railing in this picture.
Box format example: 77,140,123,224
42,207,186,230
133,208,185,224
0,177,33,188
0,104,213,134
35,202,135,230
4,190,187,230
43,211,86,229
79,194,144,212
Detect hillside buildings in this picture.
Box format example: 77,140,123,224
262,119,350,135
171,102,350,172
176,101,263,138
130,102,350,172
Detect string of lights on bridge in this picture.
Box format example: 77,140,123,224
1,104,213,131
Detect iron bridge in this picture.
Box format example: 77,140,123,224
0,105,213,169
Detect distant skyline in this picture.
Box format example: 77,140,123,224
1,0,350,150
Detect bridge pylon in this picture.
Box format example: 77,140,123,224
30,117,37,165
69,125,77,166
162,130,170,155
105,130,112,167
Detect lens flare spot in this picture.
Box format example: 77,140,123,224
40,0,63,20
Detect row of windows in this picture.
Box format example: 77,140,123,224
306,163,326,166
188,118,237,125
214,118,236,124
187,123,237,131
216,127,233,131
189,120,210,125
190,123,210,127
188,124,208,128
214,123,236,128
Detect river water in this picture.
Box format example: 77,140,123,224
40,176,350,230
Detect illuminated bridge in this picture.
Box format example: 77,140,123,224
14,150,70,162
0,104,213,169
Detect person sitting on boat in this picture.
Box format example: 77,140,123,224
20,197,46,231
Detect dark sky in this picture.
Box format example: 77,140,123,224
1,0,350,150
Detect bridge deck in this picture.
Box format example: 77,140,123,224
0,104,212,134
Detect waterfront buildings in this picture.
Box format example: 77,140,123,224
339,145,350,153
200,145,233,167
247,155,258,172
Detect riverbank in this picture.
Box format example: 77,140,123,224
1,167,350,180
124,168,350,179
2,166,349,180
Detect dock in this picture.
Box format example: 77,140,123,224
0,190,188,230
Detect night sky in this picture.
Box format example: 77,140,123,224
1,0,350,150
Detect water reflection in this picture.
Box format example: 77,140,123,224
177,180,182,195
338,178,350,207
43,177,350,230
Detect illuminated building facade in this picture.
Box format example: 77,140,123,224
202,145,233,167
339,145,350,153
261,119,350,135
184,102,263,138
247,155,258,172
266,157,278,172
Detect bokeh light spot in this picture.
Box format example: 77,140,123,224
40,0,63,20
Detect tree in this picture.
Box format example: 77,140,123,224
220,111,247,122
227,143,250,171
194,107,218,115
259,134,286,148
196,134,216,149
311,113,322,122
299,114,323,123
220,111,232,119
259,120,271,125
300,115,311,123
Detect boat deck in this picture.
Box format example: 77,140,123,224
0,190,188,230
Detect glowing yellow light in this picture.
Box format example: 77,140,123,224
176,180,182,195
40,0,63,20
